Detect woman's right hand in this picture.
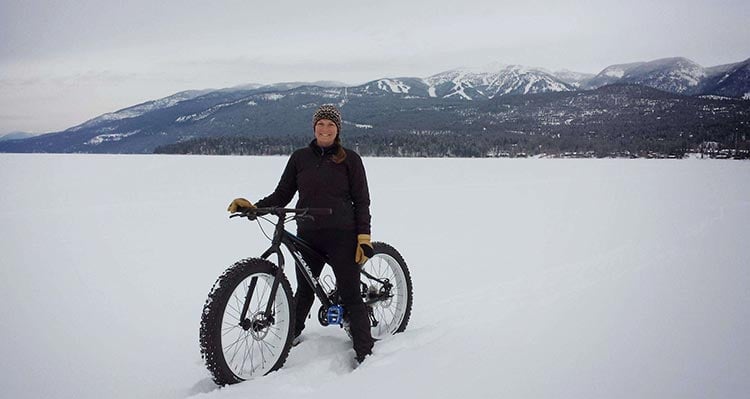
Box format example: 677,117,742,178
227,198,255,213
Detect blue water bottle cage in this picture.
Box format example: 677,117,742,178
326,305,345,326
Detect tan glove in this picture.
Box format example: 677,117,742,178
227,198,255,213
355,234,374,265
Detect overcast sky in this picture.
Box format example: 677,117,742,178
1,0,748,134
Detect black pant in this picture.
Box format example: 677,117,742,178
294,228,374,359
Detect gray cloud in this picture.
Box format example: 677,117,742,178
1,0,749,133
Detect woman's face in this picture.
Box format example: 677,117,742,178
314,119,338,147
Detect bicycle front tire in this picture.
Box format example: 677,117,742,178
199,258,295,385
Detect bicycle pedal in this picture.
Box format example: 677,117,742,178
326,305,345,326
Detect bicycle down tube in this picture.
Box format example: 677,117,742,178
239,209,334,323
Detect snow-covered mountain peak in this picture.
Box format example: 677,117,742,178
702,57,750,98
66,89,214,132
220,83,264,92
432,64,545,80
423,64,572,99
586,57,710,93
625,57,703,77
598,62,645,79
375,78,412,94
619,57,707,93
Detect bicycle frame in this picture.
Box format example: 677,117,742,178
233,207,393,330
237,211,334,325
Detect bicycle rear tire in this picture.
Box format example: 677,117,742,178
360,242,413,338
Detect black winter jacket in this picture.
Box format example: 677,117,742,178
255,140,371,234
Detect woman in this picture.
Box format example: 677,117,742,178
227,104,375,363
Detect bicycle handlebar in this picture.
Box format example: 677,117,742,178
229,207,332,219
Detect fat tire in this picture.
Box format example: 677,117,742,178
199,258,295,386
353,242,413,337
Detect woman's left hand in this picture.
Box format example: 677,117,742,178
355,234,374,265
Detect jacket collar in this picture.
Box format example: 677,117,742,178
309,139,340,157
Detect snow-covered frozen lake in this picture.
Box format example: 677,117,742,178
1,154,749,399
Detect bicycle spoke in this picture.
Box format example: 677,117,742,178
261,339,277,354
240,333,251,374
227,332,246,365
378,306,389,324
259,335,267,367
377,309,387,335
252,341,264,375
227,300,242,317
222,324,241,337
249,336,257,374
385,305,397,320
223,331,245,352
267,327,283,341
224,311,241,323
387,268,396,282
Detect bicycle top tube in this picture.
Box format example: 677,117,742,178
230,207,332,260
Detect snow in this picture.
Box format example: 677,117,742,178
424,70,459,87
261,93,285,101
84,130,140,145
668,67,705,87
1,154,749,399
523,77,538,94
445,73,473,100
429,65,570,99
698,95,732,101
176,99,247,122
343,121,373,129
604,68,626,78
445,85,472,100
377,79,410,94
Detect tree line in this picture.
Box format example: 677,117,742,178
153,128,749,158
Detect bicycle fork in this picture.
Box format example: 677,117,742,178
239,219,289,331
237,267,285,331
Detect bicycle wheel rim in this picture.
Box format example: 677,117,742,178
362,253,408,339
220,272,291,379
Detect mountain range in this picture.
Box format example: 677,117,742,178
0,131,35,142
1,56,748,154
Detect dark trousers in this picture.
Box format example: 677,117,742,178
294,228,374,359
